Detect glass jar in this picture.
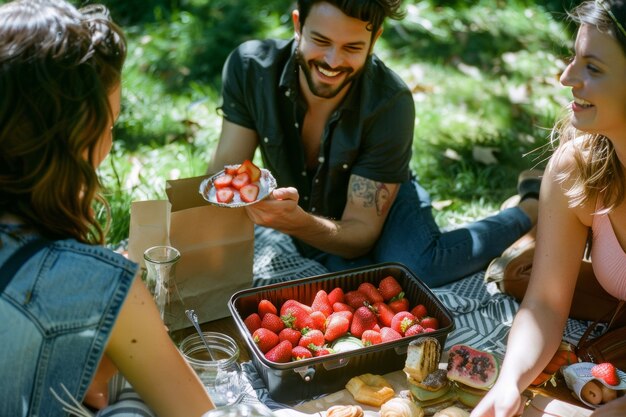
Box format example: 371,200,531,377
179,332,244,407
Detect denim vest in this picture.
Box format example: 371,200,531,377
0,226,137,417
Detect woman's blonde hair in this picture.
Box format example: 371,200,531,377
551,0,626,212
0,0,126,244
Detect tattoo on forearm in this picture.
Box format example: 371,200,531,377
349,177,394,216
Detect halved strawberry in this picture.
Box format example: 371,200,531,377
216,187,235,203
213,174,233,189
238,159,262,182
240,183,259,202
231,172,250,190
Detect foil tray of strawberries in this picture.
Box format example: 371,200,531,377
228,262,455,403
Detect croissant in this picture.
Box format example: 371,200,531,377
326,405,364,417
380,397,424,417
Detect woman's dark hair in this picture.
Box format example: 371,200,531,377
0,0,127,244
296,0,405,34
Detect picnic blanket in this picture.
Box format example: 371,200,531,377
104,226,601,414
245,226,598,410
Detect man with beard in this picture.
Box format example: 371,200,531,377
208,0,538,286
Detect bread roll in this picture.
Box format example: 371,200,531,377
326,404,364,417
433,406,470,417
380,397,424,417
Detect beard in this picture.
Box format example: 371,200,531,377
294,45,365,99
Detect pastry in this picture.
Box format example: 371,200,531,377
433,406,470,417
326,405,364,417
404,337,441,382
380,397,424,417
345,373,395,407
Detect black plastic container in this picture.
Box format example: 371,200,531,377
228,262,454,403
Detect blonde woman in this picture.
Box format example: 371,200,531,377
472,1,626,416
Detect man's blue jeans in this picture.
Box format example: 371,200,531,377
312,179,532,287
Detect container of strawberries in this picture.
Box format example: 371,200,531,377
228,262,454,403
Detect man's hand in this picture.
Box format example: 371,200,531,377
244,187,303,232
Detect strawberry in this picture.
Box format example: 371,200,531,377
330,310,353,323
362,329,382,346
243,312,262,334
388,293,409,313
224,164,240,175
351,306,378,338
358,282,384,304
328,287,344,305
265,340,292,363
332,302,354,313
213,174,233,189
231,172,250,189
258,299,277,318
324,314,350,342
391,311,416,335
240,183,259,203
309,310,327,331
378,276,403,301
252,327,279,353
238,159,261,182
280,299,313,315
281,304,314,331
299,328,325,350
261,312,285,334
380,327,402,342
279,327,302,346
311,290,333,317
419,316,439,330
344,290,369,310
404,324,425,337
591,363,620,386
291,345,313,361
314,347,334,357
373,302,395,328
410,304,428,320
216,187,234,203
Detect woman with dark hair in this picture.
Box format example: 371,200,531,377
472,1,626,416
0,0,214,415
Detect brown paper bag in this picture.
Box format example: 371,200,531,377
128,175,254,331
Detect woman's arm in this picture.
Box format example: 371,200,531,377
471,148,593,417
106,275,215,417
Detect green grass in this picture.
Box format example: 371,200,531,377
96,0,580,245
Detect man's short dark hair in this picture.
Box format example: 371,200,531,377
296,0,405,34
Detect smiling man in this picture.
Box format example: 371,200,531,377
209,0,537,286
